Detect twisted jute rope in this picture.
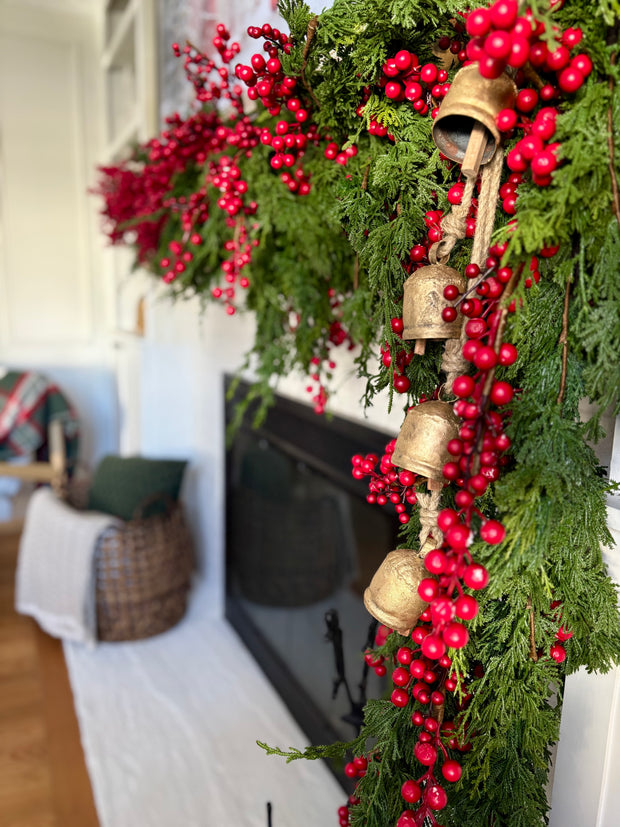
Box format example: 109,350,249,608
417,489,444,549
438,146,505,397
417,147,504,551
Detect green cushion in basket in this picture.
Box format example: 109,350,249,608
88,456,188,521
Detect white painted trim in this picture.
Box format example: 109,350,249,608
69,40,97,346
0,0,102,15
596,667,620,825
101,0,137,68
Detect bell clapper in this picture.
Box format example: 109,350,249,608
461,121,489,179
414,339,426,356
426,477,443,492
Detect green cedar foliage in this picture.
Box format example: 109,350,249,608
254,2,620,827
96,0,620,824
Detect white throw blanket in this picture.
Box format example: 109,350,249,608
15,487,119,645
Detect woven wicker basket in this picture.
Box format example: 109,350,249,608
94,503,194,642
68,481,194,642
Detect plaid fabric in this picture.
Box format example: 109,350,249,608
0,371,79,467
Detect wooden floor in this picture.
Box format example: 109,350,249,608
0,529,99,827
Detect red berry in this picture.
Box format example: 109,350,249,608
442,621,469,649
447,185,464,205
418,577,439,601
442,759,463,782
572,54,593,77
393,666,411,687
466,7,491,37
546,45,570,72
550,643,567,663
426,784,448,810
394,50,412,71
465,262,480,279
401,779,422,803
446,524,469,549
484,30,512,61
473,345,498,370
391,317,404,334
453,374,475,398
480,519,506,544
455,594,479,620
391,688,410,707
463,562,489,590
385,81,402,99
558,67,584,93
421,634,446,660
425,549,447,574
516,88,538,113
443,461,460,480
394,374,411,394
344,762,357,778
414,741,437,766
490,380,514,406
437,508,459,531
496,108,517,131
431,596,455,625
490,0,518,30
499,342,518,365
529,41,548,68
443,283,460,300
478,54,504,79
397,646,414,665
420,63,438,83
509,37,530,68
442,306,458,323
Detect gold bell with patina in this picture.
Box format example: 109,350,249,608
403,264,466,355
363,548,432,635
432,62,517,174
391,400,459,489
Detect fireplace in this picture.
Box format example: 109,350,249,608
225,378,400,781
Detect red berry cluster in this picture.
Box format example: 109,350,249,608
381,333,415,394
337,793,361,827
173,28,243,105
362,623,392,677
503,108,560,188
465,0,591,85
236,25,292,114
351,441,418,524
302,288,355,414
379,50,448,116
463,6,593,210
324,140,359,167
406,204,476,269
548,600,573,663
236,25,321,195
390,640,473,826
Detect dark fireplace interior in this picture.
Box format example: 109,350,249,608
225,378,400,784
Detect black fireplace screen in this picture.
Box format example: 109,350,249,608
225,378,400,761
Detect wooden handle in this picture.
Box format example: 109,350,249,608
461,122,489,178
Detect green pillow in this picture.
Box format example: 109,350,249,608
88,456,187,521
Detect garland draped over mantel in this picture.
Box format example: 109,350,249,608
94,1,620,824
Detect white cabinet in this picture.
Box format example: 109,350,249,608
100,0,158,452
102,0,158,161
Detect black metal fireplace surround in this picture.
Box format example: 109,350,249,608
225,377,400,783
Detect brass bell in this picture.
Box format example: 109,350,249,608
432,62,517,176
403,264,465,355
363,549,431,635
391,401,459,490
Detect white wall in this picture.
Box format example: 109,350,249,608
0,0,118,466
